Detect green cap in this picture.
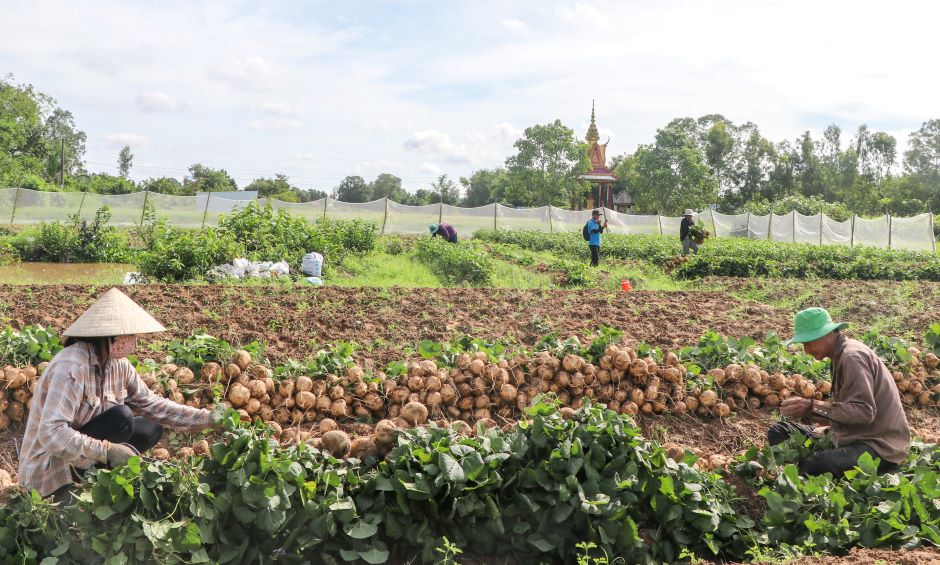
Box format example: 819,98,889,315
429,224,439,234
785,307,848,346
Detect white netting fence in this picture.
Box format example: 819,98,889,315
0,188,934,252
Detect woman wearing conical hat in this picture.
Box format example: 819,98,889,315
19,288,224,500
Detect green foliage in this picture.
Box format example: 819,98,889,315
926,324,940,357
475,229,940,282
218,202,376,270
25,207,133,263
553,259,594,287
0,489,74,564
678,331,829,381
161,332,264,372
137,225,242,282
504,119,590,207
415,238,493,286
736,434,940,554
0,325,62,366
743,194,852,222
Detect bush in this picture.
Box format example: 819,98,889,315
22,207,133,263
218,203,376,270
475,229,940,281
137,226,242,282
415,238,493,286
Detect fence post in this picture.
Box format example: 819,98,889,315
657,215,663,235
438,202,443,224
850,215,856,247
746,211,751,239
139,190,150,226
381,197,388,235
548,206,554,233
323,197,328,219
791,211,796,243
710,209,717,238
887,214,893,249
818,213,823,245
493,203,497,230
76,190,87,218
9,187,21,225
767,212,773,241
200,191,212,229
932,212,937,254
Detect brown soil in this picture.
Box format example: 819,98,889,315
0,285,789,366
743,546,940,564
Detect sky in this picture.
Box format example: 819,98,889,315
2,0,938,193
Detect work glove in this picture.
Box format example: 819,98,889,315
106,443,138,467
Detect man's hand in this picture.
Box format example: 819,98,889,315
106,443,138,467
780,397,812,419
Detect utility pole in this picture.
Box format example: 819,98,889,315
59,139,65,187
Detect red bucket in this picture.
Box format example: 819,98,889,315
621,279,632,292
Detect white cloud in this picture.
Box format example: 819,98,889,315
102,133,149,147
135,91,180,113
360,117,415,133
250,118,304,131
250,101,306,117
403,130,471,162
500,18,530,35
210,56,285,89
419,162,442,176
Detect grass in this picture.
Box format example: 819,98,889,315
331,252,441,288
489,257,554,289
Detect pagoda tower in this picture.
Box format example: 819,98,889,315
577,101,618,210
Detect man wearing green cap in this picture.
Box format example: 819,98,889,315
429,223,458,243
768,307,910,476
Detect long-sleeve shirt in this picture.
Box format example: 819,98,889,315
19,342,213,496
809,334,910,463
587,219,604,246
434,223,458,242
680,217,693,241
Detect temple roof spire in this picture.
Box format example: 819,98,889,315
586,100,600,145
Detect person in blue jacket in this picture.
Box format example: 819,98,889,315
586,209,608,267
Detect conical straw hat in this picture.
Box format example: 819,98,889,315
63,288,166,337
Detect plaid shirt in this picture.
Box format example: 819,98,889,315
19,342,212,496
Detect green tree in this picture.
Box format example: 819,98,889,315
295,188,328,202
335,175,373,202
460,168,507,206
505,120,590,207
140,176,186,195
244,173,293,197
184,163,238,193
427,174,460,205
903,119,940,210
370,173,410,203
627,120,717,215
117,146,133,178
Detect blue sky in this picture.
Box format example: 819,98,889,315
2,0,937,192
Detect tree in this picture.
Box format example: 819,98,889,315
295,188,328,202
118,146,133,178
370,173,410,203
903,119,940,210
626,121,717,215
460,168,507,206
335,175,373,202
140,176,185,195
427,174,460,205
704,120,735,194
184,163,237,193
244,173,293,197
505,120,590,207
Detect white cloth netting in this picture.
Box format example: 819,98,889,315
495,205,551,232
442,203,496,236
324,198,385,228
747,214,770,239
385,201,440,234
712,211,749,238
821,216,851,246
890,213,935,252
770,212,794,242
604,208,662,234
794,212,821,244
76,192,147,226
269,198,326,224
852,216,889,248
147,193,202,227
13,190,84,224
550,206,589,233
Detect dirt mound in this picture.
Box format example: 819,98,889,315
0,285,789,365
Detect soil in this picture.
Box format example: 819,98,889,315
0,285,790,366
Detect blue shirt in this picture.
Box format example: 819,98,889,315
587,219,603,246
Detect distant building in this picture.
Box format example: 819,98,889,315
576,102,622,211
613,190,634,213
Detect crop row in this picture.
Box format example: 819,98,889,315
473,229,940,281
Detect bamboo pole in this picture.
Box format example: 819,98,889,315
140,190,150,226
77,190,87,218
850,215,856,247
323,196,328,219
200,191,212,229
888,214,893,249
9,187,21,225
381,197,389,235
493,202,497,230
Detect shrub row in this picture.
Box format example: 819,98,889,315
414,238,493,286
473,229,940,281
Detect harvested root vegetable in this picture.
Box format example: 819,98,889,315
200,362,221,382
715,402,731,418
708,368,727,386
233,350,252,370
151,448,170,460
322,430,351,457
401,401,429,426
663,443,685,462
193,439,210,455
699,390,719,408
37,362,49,375
349,437,377,460
294,391,315,411
4,368,25,389
248,380,267,399
177,447,195,458
224,363,241,380
450,420,473,435
319,418,338,433
469,359,485,376
374,419,399,445
330,399,348,418
172,367,194,386
295,376,313,392
559,406,576,419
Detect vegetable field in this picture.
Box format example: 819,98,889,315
0,286,940,563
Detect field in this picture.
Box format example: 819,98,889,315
1,210,940,563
